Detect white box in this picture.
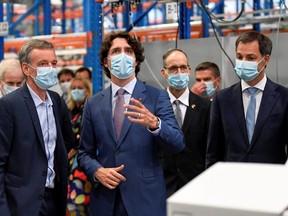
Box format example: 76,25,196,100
167,162,288,216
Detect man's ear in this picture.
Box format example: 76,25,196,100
214,76,222,89
104,57,108,68
21,63,29,76
161,68,167,79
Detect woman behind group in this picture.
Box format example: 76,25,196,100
67,77,92,216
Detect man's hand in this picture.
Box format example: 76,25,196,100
124,98,158,129
191,82,206,96
95,165,126,189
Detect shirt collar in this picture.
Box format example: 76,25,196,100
111,77,137,97
167,87,189,107
26,83,53,107
241,74,267,92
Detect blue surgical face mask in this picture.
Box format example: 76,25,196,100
234,57,265,81
167,73,190,90
109,53,135,79
204,81,215,97
29,65,58,90
71,89,86,102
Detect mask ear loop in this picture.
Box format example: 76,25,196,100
258,55,267,73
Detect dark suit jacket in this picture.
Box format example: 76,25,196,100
0,84,70,216
78,80,185,216
206,78,288,168
159,91,210,197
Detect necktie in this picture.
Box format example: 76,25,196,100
114,88,125,140
174,100,183,128
246,87,258,143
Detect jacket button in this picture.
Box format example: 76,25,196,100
38,195,44,200
42,171,47,176
115,151,120,155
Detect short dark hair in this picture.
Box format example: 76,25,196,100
235,31,272,56
57,68,75,79
75,67,92,79
162,49,188,67
99,31,145,79
195,62,221,78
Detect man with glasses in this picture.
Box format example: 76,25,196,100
0,39,73,216
159,49,210,197
191,61,221,100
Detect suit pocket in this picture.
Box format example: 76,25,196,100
142,166,163,178
5,173,23,187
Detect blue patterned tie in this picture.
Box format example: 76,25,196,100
114,88,125,140
246,87,258,143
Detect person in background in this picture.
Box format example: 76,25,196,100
206,31,288,168
159,49,210,197
77,31,184,216
0,39,72,216
57,68,75,104
0,58,24,98
191,61,221,100
75,67,92,83
66,77,92,216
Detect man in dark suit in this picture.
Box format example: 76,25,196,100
206,31,288,168
159,49,210,197
77,31,185,216
0,39,72,216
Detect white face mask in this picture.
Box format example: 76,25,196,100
60,81,71,94
1,81,19,96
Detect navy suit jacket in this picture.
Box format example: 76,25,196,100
206,78,288,168
159,91,210,197
0,84,69,216
78,80,185,216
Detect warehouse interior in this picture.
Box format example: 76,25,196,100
1,1,288,216
1,0,288,93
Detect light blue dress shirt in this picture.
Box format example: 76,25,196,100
27,84,57,188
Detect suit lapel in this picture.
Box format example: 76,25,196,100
100,87,117,143
117,81,147,145
182,92,197,135
22,84,46,153
230,83,250,145
252,79,279,144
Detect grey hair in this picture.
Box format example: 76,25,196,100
0,58,22,80
18,39,55,65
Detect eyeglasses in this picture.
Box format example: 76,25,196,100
164,65,190,74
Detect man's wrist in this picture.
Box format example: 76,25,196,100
149,117,160,131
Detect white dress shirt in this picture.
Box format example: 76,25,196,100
167,87,189,124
